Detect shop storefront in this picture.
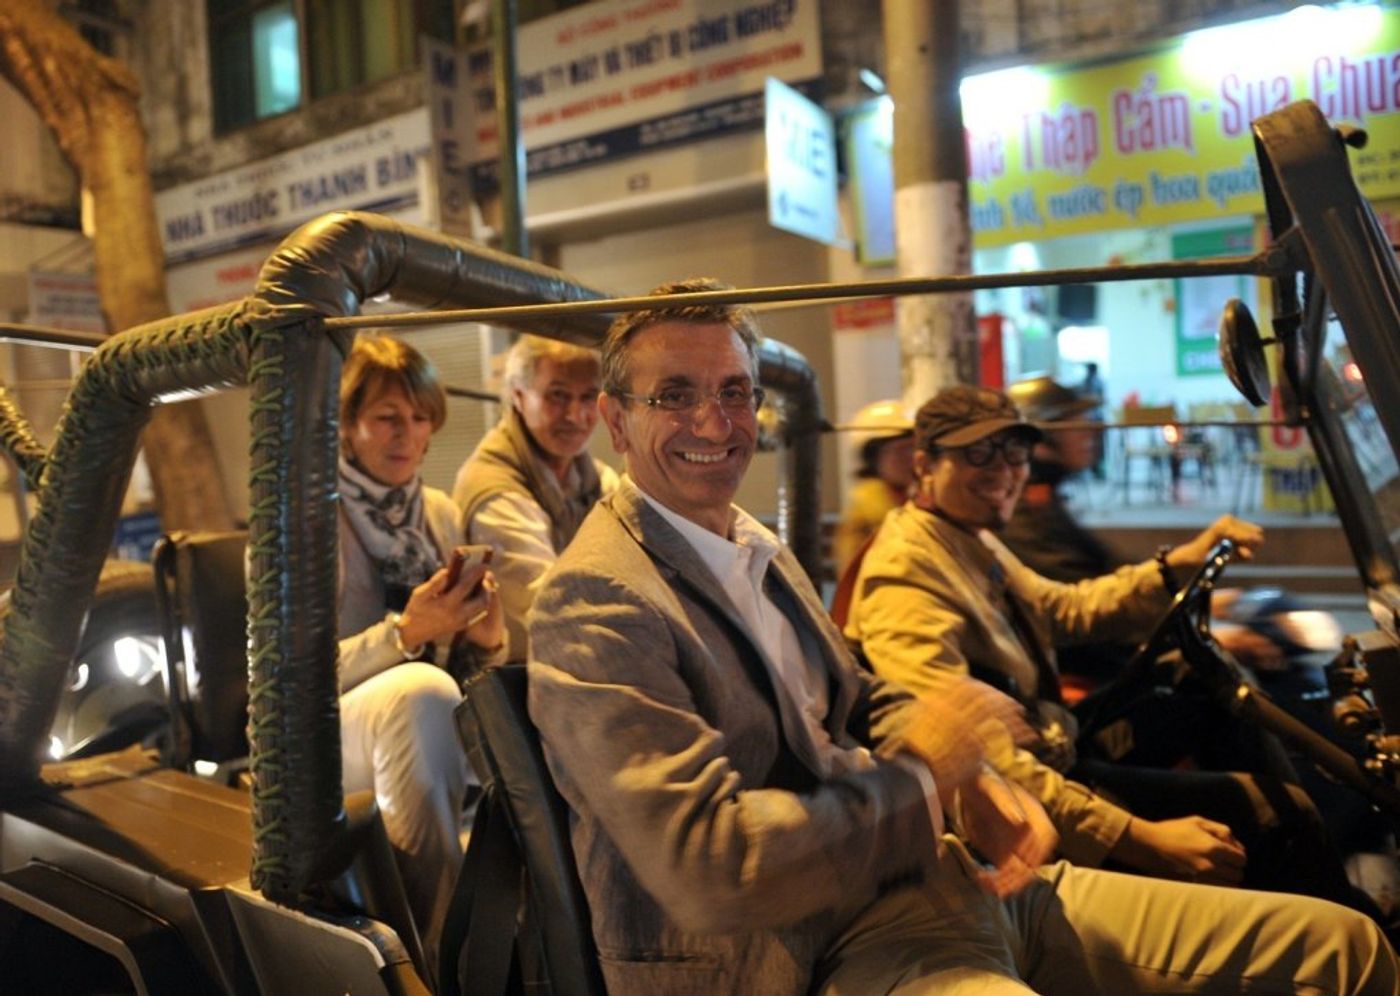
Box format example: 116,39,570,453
842,2,1400,512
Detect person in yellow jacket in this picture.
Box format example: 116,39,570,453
832,399,914,578
846,383,1373,915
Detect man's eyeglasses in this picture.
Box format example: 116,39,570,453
937,435,1033,468
616,385,766,416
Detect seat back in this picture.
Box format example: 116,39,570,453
829,532,875,630
152,530,250,770
445,665,604,996
153,531,433,984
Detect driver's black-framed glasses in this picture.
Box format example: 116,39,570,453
936,435,1034,468
615,384,766,416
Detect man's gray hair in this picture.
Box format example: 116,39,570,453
600,278,761,396
502,334,601,402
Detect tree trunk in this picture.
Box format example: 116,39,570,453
0,0,233,532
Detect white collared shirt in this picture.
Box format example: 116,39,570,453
636,481,942,834
469,454,619,660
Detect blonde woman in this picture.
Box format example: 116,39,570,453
337,335,503,965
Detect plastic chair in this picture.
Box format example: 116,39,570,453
1117,405,1176,503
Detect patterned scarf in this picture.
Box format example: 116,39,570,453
338,455,441,590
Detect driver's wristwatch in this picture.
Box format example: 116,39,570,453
1154,545,1181,595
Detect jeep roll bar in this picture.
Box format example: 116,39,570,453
0,211,829,904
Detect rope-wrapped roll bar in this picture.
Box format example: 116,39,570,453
0,209,827,904
246,211,613,345
245,319,343,900
0,303,249,787
0,387,48,490
757,338,824,580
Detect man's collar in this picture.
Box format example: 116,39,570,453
526,444,580,496
638,484,733,549
912,497,979,536
635,479,775,547
511,405,586,494
616,477,781,577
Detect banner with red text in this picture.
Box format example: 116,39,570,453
957,4,1400,247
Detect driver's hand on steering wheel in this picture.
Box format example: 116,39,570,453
1167,514,1264,569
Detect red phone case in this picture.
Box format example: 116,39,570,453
445,545,493,592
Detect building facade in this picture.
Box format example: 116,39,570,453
0,0,1346,523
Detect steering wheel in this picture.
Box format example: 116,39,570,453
1076,539,1240,735
1129,538,1238,676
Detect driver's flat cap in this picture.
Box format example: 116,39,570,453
915,385,1043,449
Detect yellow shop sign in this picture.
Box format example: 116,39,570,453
959,3,1400,247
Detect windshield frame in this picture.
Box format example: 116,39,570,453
1253,104,1400,619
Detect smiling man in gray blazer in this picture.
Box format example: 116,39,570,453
526,279,1397,996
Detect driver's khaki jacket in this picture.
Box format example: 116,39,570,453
846,502,1170,866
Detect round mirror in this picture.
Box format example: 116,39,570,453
1218,298,1270,407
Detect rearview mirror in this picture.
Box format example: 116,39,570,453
1219,298,1271,407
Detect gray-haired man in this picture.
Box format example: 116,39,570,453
454,335,618,661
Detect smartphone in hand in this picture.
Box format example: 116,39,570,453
445,544,493,596
446,544,494,655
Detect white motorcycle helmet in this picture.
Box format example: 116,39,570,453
848,399,914,477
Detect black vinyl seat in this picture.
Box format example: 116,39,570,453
443,665,605,996
152,530,431,987
152,530,252,774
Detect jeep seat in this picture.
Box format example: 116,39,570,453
152,530,251,774
443,664,605,996
151,529,432,987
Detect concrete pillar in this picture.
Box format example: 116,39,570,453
882,0,978,406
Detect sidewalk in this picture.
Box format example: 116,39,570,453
1069,473,1333,529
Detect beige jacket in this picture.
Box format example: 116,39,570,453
529,482,943,996
846,502,1170,866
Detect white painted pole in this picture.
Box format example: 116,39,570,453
883,0,978,408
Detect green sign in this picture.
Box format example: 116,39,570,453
1172,227,1254,376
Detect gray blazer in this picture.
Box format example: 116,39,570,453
528,481,941,995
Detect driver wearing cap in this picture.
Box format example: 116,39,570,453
843,385,1369,906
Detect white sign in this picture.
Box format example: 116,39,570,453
27,269,105,333
846,96,895,265
422,36,475,237
764,77,837,244
155,109,431,264
466,0,821,186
